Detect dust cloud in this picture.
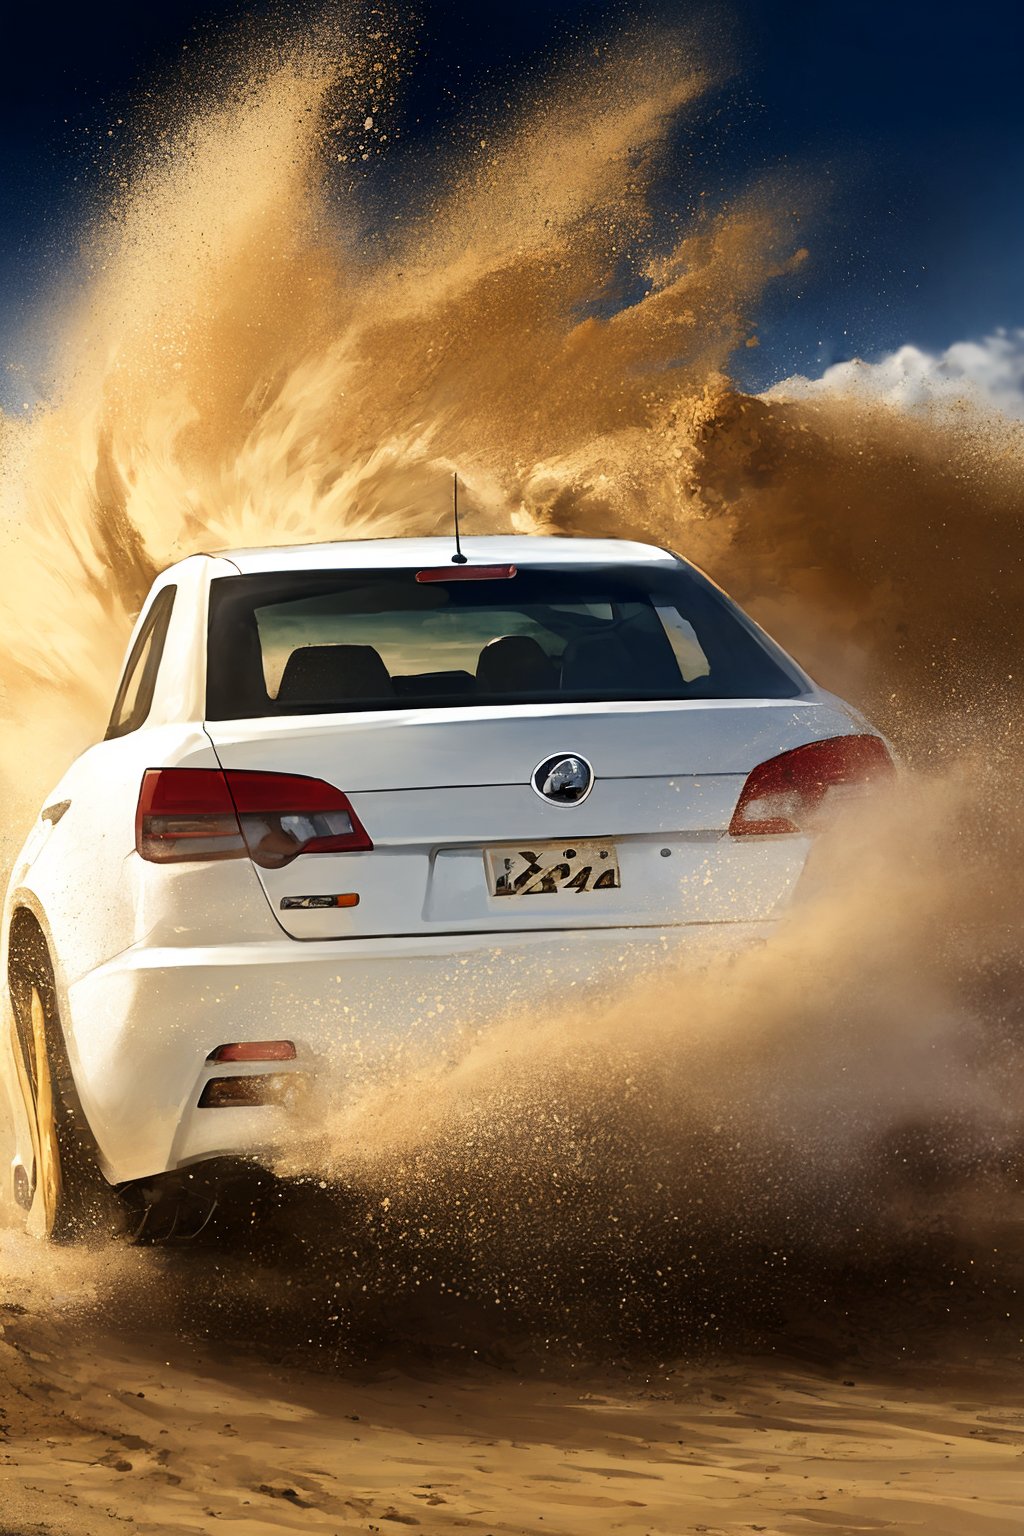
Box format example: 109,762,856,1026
1,10,1023,1371
253,762,1022,1358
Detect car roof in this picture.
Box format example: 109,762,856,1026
204,535,680,575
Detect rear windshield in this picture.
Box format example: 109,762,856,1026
205,562,806,719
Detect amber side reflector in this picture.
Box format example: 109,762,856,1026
415,564,517,583
207,1040,297,1062
198,1074,296,1109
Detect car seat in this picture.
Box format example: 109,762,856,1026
276,644,395,705
475,635,559,693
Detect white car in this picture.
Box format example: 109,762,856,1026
1,535,893,1240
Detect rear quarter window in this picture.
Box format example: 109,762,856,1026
106,586,177,739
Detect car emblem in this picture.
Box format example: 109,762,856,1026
532,753,594,806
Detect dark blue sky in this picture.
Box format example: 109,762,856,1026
2,0,1023,400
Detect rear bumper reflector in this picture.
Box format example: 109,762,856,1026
207,1040,297,1062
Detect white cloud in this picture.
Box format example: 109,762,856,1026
766,328,1024,421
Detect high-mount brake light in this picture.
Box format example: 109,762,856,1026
136,768,372,865
415,564,517,583
729,734,895,837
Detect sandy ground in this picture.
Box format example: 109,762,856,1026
4,1022,1024,1536
2,1215,1023,1536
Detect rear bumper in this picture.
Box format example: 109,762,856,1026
65,922,771,1184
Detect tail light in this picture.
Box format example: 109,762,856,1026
136,768,244,862
229,770,372,867
729,734,895,837
136,768,372,865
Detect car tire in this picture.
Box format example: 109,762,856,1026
9,926,122,1242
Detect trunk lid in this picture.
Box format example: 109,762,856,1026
205,698,855,939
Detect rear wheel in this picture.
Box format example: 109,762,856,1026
27,983,64,1234
9,922,121,1241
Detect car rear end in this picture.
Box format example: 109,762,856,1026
73,540,895,1184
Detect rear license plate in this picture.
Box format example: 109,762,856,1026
486,840,621,896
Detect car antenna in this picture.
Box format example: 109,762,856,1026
451,471,468,564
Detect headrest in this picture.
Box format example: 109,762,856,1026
276,644,394,705
476,635,558,694
559,632,637,693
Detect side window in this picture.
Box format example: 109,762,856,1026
105,586,177,740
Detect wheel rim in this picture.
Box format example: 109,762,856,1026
29,985,62,1234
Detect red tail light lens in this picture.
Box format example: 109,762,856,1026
228,769,372,867
729,734,896,837
136,768,245,862
136,768,372,865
